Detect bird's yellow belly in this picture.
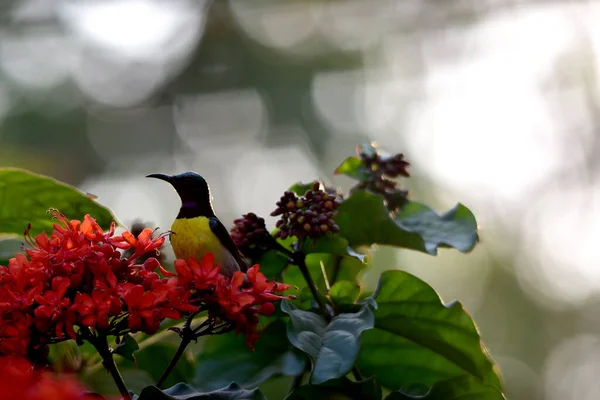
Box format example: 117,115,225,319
170,217,233,267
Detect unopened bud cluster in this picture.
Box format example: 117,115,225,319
231,213,270,257
271,182,341,240
357,146,410,210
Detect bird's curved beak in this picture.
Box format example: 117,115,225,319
146,173,173,183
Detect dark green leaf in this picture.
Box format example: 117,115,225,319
113,334,139,362
283,255,368,309
194,320,305,391
357,271,503,393
136,383,266,400
133,343,195,389
0,168,115,237
334,157,371,180
256,250,289,281
329,281,361,306
286,377,382,400
336,191,478,255
281,301,375,384
303,235,366,263
384,376,505,400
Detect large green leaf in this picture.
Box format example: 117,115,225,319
133,343,196,390
0,168,115,237
328,281,361,307
335,191,478,255
286,377,381,400
357,271,502,394
384,376,505,400
194,320,305,391
281,301,374,385
136,383,266,400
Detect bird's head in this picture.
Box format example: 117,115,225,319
146,172,212,210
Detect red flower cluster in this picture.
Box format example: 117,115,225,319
0,210,291,356
0,355,90,400
171,254,292,348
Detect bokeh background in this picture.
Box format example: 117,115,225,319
2,0,600,398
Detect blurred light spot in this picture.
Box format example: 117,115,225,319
85,106,174,162
72,54,166,107
517,185,600,309
543,334,600,399
0,31,75,89
319,0,397,50
229,0,321,49
173,90,267,151
59,0,205,62
399,7,582,203
80,175,163,230
311,70,366,134
11,0,56,21
494,355,539,399
228,140,320,225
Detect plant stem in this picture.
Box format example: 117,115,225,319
292,241,330,319
352,366,364,381
156,312,199,388
92,334,131,400
156,335,191,388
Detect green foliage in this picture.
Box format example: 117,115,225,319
133,343,195,389
334,156,371,180
194,321,306,391
281,301,375,384
384,376,505,400
136,383,266,400
0,168,115,237
328,281,361,306
357,271,502,394
336,191,479,255
113,334,140,363
286,377,382,400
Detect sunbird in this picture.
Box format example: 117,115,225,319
146,172,247,277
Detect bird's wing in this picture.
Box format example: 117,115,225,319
209,216,248,272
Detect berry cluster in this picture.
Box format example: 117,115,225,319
271,182,341,240
360,150,410,179
356,145,410,211
230,213,271,258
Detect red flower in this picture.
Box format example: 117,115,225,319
173,253,221,291
112,228,167,261
120,284,162,333
34,277,76,339
0,355,90,400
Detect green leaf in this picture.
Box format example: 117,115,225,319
136,383,266,400
303,234,366,263
286,377,382,400
334,156,371,180
0,168,115,237
384,376,505,400
256,250,289,281
133,343,195,389
288,181,317,196
194,320,305,391
48,340,82,373
281,301,375,385
112,334,140,363
336,191,478,255
357,271,503,394
328,281,361,306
